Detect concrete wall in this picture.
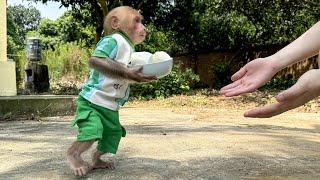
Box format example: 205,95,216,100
174,52,237,87
0,61,17,95
174,51,319,87
0,1,17,96
277,55,319,79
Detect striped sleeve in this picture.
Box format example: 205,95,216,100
91,36,118,60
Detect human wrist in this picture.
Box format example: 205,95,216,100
267,53,286,72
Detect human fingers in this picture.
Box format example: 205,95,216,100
224,84,256,97
231,67,247,81
244,103,285,118
245,92,313,118
220,79,242,94
220,84,244,96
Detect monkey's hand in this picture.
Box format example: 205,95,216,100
127,66,157,83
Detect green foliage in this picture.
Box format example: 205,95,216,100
130,64,200,99
25,30,41,38
41,42,91,85
166,0,201,55
13,43,91,94
31,12,96,50
216,0,319,47
7,5,41,47
198,10,256,50
38,19,59,37
32,0,174,39
11,50,28,87
22,0,320,54
7,9,24,85
7,10,20,53
260,76,297,91
56,11,95,45
159,0,320,53
136,24,177,54
211,61,232,89
12,0,320,94
7,36,19,57
50,81,81,95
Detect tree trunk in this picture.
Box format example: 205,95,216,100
98,0,109,17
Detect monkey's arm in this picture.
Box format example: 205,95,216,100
88,56,156,82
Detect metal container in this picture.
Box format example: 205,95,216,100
26,37,42,61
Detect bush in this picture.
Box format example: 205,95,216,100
135,23,179,55
50,80,80,95
211,61,232,89
130,64,200,100
42,42,91,87
14,50,27,87
260,76,297,91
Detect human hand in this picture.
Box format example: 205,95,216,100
128,66,157,83
220,57,279,97
244,69,320,118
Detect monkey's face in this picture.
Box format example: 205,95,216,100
122,14,146,45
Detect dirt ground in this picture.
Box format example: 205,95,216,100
1,92,320,179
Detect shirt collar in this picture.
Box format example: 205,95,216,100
113,31,135,49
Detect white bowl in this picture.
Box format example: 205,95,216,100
135,58,173,78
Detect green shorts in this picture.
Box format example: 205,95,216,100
71,96,126,154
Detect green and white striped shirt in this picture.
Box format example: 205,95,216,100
80,32,135,111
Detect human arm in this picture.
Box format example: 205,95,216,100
88,56,156,83
220,21,320,97
273,21,320,69
244,69,320,118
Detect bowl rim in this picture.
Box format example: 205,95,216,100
131,58,173,69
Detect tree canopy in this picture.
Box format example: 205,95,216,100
7,10,20,54
9,0,320,54
31,0,173,39
7,5,41,46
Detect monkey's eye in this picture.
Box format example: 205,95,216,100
134,16,141,23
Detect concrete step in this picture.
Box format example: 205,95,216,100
0,95,77,119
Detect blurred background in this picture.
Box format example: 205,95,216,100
6,0,320,99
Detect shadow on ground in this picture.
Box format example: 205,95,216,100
1,109,320,179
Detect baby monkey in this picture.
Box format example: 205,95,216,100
67,6,156,176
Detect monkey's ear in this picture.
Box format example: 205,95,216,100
110,16,120,30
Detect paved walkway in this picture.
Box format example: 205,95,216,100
1,108,320,179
